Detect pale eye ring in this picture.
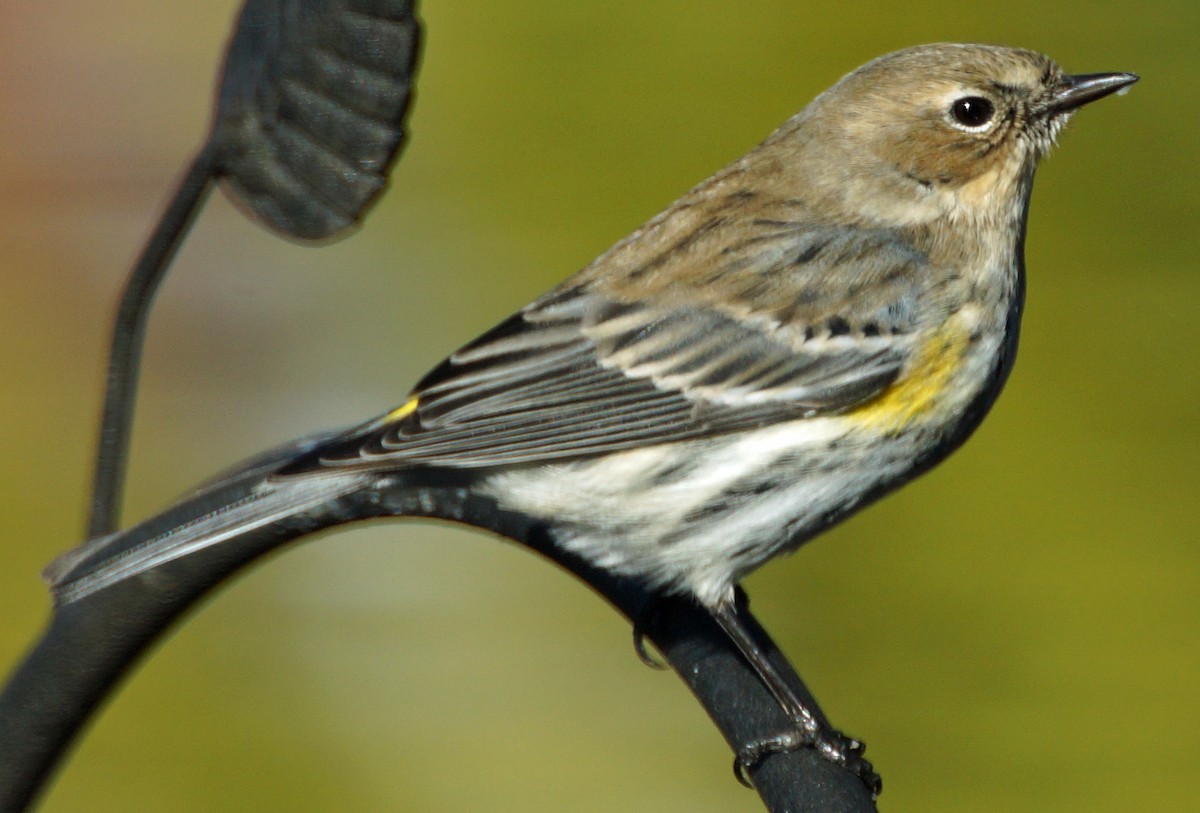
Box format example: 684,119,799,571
950,96,996,129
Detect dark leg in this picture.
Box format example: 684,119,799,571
710,596,881,796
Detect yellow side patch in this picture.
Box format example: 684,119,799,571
383,396,420,423
853,323,972,434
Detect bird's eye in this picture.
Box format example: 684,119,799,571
950,96,995,129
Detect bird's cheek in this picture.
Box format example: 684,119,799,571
954,166,1004,208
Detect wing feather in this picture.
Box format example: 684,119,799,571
293,220,936,471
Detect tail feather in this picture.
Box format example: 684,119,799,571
45,472,366,606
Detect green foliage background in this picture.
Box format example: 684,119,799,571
1,2,1195,810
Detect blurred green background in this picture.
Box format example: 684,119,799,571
1,1,1196,811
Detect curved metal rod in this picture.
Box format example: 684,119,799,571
2,458,878,812
86,145,217,537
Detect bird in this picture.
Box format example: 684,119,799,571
45,43,1136,791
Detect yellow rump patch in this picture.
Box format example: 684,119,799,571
383,396,420,423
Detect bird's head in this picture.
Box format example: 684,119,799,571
771,44,1137,227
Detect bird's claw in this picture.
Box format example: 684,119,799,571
632,625,668,670
734,727,881,798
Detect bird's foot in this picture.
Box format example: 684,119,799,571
734,725,881,798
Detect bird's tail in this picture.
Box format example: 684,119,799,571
44,433,371,606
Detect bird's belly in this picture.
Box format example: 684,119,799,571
478,416,929,606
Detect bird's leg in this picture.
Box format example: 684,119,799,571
710,592,881,796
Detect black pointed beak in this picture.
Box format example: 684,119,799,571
1048,72,1139,114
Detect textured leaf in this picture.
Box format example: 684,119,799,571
213,0,421,239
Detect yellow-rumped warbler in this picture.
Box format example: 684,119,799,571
46,43,1135,785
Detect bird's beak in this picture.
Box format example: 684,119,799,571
1048,72,1139,114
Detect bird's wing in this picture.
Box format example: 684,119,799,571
300,225,932,470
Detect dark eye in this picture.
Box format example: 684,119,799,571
950,96,995,128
